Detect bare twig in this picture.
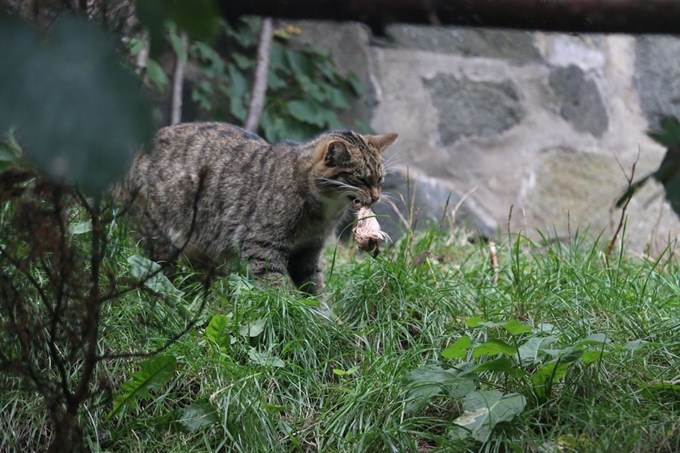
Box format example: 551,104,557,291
244,17,273,132
134,33,148,76
170,32,188,125
607,154,640,257
489,241,499,285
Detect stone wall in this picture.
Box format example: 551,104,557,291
290,22,680,254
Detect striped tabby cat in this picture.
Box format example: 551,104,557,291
117,122,397,294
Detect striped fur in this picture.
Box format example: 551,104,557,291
116,122,397,294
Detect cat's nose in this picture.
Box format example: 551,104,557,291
370,192,380,204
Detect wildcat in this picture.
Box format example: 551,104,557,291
116,122,397,295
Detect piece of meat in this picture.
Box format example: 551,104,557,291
353,205,388,257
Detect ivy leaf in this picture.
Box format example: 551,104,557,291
107,355,177,419
472,339,518,357
174,399,218,432
441,336,472,359
449,390,526,443
0,16,153,196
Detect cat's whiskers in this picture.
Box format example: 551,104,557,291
316,177,361,193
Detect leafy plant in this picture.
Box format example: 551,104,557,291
405,317,614,444
108,355,178,419
617,115,680,216
186,18,366,142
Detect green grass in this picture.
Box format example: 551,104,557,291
3,224,680,452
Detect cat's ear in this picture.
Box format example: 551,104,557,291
324,140,351,167
366,133,398,153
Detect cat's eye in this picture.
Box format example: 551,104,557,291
378,176,385,186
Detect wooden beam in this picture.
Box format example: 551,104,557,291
219,0,680,35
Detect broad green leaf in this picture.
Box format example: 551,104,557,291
441,336,472,359
108,354,177,419
465,316,505,328
267,70,288,90
206,314,232,349
231,52,253,70
518,336,558,365
575,333,610,347
648,116,680,148
248,348,285,368
532,358,578,399
503,319,533,335
286,49,314,82
137,0,219,53
129,37,145,56
69,220,92,235
450,390,526,443
229,66,249,98
464,316,486,327
623,339,649,350
287,100,325,127
262,402,285,414
324,85,351,110
145,58,169,91
269,44,289,73
347,72,365,96
168,22,188,64
0,16,153,196
238,318,267,338
472,339,518,358
333,365,359,376
175,399,218,432
127,254,184,299
404,365,476,414
581,350,605,363
473,357,528,379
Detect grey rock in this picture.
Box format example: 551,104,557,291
384,24,542,64
521,148,621,239
634,36,680,130
548,65,608,137
424,74,526,145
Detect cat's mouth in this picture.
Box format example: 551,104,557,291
349,196,372,208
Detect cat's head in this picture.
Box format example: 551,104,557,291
313,130,398,207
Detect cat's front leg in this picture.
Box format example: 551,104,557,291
287,246,325,295
239,241,288,289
